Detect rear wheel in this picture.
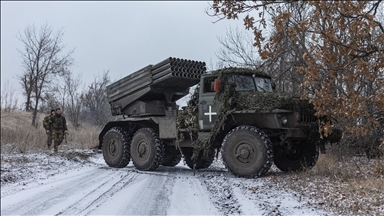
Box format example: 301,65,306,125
221,125,273,178
162,145,182,167
102,127,131,168
274,141,319,172
131,128,164,171
183,147,215,169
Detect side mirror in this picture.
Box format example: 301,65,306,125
213,78,221,92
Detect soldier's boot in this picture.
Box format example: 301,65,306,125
54,143,58,153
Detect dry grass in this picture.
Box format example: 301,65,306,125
1,109,99,154
270,152,384,215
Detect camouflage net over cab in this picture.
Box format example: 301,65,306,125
212,67,314,113
211,67,271,78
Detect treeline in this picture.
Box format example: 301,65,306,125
1,70,113,129
39,71,113,128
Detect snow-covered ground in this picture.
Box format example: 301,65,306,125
1,149,382,215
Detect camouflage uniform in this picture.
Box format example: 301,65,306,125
49,112,68,153
43,111,55,149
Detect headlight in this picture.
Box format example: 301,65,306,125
281,116,288,125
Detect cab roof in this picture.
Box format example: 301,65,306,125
209,67,271,79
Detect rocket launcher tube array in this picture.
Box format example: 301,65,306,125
106,57,206,107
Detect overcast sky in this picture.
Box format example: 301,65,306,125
1,1,242,105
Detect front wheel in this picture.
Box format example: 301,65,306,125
102,127,131,168
131,128,164,171
183,147,215,169
221,126,273,178
274,141,319,172
162,145,182,167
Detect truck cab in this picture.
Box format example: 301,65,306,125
198,72,274,131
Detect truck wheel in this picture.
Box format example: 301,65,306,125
102,127,131,168
221,125,273,178
161,146,182,167
273,141,319,172
131,128,164,171
183,148,215,169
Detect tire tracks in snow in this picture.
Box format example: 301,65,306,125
1,167,134,215
184,157,243,215
196,164,289,216
85,167,177,215
196,162,319,216
197,170,243,215
127,169,176,215
57,169,139,215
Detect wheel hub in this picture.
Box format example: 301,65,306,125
235,143,254,163
138,141,148,158
108,140,117,156
240,148,250,158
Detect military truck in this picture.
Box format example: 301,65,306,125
98,57,341,177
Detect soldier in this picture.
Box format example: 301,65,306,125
48,108,68,153
43,109,55,149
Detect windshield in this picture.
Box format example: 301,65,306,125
254,77,273,92
229,75,255,91
229,75,273,92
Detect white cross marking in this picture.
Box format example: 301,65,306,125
204,105,217,122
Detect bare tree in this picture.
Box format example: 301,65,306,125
1,79,19,112
81,71,112,127
216,26,262,69
62,71,84,128
16,23,74,127
39,91,60,114
18,71,34,111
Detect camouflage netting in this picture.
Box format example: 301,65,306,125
176,85,199,143
236,92,313,112
177,68,321,160
211,67,271,78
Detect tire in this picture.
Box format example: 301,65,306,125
183,147,215,169
274,141,319,172
102,127,131,168
162,145,182,167
221,125,273,178
131,128,164,171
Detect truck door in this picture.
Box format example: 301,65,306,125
198,76,222,131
